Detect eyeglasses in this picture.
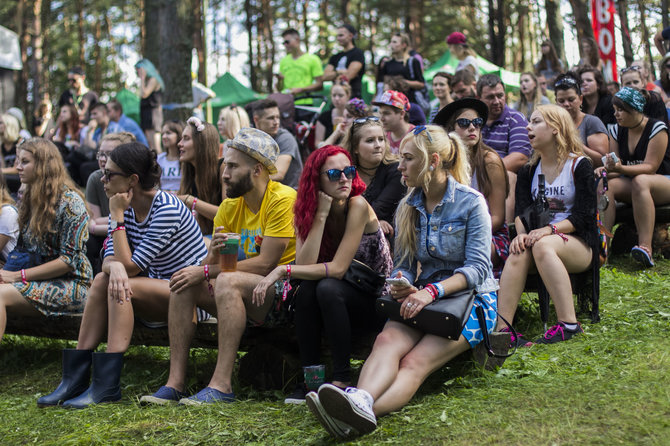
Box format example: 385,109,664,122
96,152,112,161
455,118,484,129
102,169,131,181
321,166,356,181
67,78,77,84
620,66,642,74
412,125,433,142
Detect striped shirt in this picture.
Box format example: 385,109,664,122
481,106,532,160
104,190,207,280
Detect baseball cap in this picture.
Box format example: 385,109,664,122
372,90,410,112
446,32,467,45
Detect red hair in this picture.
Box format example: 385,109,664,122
57,104,80,142
294,145,366,261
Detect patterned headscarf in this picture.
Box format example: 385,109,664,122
615,87,646,113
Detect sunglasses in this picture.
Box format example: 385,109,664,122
352,116,380,125
283,40,291,45
102,169,131,181
455,118,484,129
321,165,356,181
67,78,77,84
620,66,642,74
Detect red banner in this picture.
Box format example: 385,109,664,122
592,0,617,82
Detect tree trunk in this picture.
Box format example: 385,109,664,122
617,0,634,67
663,0,669,29
193,0,207,85
75,0,85,68
144,0,162,71
40,0,51,99
340,0,350,22
405,0,423,50
245,0,257,90
517,4,527,71
158,0,196,121
29,0,44,119
545,0,565,62
16,0,29,116
301,1,309,54
92,19,103,94
636,0,656,79
568,0,595,44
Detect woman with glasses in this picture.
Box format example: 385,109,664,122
253,145,392,403
318,98,372,148
302,126,497,439
597,87,670,267
434,98,509,278
341,115,406,237
177,117,223,235
38,141,207,409
0,138,92,343
553,72,609,167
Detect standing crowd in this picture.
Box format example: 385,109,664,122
1,21,670,440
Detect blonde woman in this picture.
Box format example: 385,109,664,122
217,105,250,157
447,31,479,76
377,33,425,106
0,138,92,342
513,72,551,120
497,105,597,346
306,125,498,438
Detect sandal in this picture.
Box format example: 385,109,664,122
631,245,654,268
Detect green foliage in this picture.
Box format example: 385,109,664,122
1,257,670,444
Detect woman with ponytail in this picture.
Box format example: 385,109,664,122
305,125,498,438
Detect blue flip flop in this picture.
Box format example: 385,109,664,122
631,246,654,267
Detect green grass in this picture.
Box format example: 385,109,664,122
1,256,670,445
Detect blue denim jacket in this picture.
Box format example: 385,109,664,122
392,176,498,293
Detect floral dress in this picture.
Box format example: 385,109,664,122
12,188,93,316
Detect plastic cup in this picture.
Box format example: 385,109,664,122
219,233,240,272
303,364,326,391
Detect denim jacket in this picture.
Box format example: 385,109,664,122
392,176,498,293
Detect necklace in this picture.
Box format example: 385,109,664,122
630,117,645,130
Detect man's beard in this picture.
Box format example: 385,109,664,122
225,171,254,198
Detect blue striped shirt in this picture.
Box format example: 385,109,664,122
104,191,207,279
481,106,532,159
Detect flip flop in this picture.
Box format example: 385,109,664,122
631,245,654,268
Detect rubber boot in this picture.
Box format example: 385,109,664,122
62,352,123,409
37,349,93,407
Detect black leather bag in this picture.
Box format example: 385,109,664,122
375,288,476,340
343,259,386,296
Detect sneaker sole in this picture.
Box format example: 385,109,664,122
318,384,377,435
631,247,654,267
139,395,179,406
283,397,306,405
305,392,354,438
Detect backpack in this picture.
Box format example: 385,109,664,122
406,55,431,115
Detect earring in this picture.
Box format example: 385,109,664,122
429,165,435,171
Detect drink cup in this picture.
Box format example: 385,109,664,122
219,233,240,272
303,364,326,391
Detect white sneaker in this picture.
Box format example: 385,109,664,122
305,391,357,438
318,384,377,435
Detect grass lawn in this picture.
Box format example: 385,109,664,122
1,256,669,445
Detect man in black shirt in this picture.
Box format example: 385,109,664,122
323,24,366,99
58,66,98,124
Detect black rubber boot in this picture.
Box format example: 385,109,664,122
62,352,123,409
37,349,93,407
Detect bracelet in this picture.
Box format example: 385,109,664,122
191,197,198,217
433,282,445,299
282,264,293,302
20,269,27,285
203,264,214,296
111,225,126,235
550,224,569,242
323,262,329,278
424,284,438,300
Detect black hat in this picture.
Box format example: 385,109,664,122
432,98,488,129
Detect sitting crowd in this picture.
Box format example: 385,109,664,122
2,25,670,441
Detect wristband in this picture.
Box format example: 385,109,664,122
203,264,214,296
282,264,293,302
323,262,329,278
433,282,445,299
424,284,438,300
111,225,126,235
191,197,198,217
550,224,569,242
20,269,27,285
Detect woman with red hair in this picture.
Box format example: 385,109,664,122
253,145,392,402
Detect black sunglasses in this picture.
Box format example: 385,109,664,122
321,166,356,181
352,116,380,125
102,169,131,181
455,117,484,129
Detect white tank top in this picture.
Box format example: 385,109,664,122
531,156,584,225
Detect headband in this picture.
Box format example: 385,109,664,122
187,116,205,132
615,87,646,113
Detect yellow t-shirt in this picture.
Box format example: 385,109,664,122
212,180,297,265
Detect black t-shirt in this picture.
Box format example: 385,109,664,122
317,109,335,139
378,57,424,103
58,89,99,124
328,47,366,99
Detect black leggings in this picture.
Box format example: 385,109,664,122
294,278,383,383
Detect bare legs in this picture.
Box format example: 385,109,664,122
356,321,470,416
630,175,670,249
0,284,41,342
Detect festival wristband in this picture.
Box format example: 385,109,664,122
433,282,445,299
21,269,27,285
111,225,126,235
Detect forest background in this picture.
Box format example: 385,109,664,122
1,0,669,123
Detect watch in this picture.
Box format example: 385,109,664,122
110,219,124,231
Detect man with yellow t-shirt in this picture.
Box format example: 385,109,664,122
141,127,297,406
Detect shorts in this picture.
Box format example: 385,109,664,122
492,224,510,279
461,291,497,347
140,105,163,131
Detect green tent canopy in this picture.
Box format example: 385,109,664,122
209,72,265,122
424,51,521,92
113,88,141,125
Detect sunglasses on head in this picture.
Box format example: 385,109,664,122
620,66,642,74
321,165,356,181
352,116,380,125
455,118,484,129
412,125,433,142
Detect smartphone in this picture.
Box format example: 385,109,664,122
601,152,620,165
385,277,411,287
